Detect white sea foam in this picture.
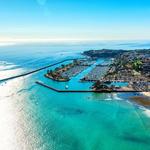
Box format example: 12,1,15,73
0,42,16,47
0,64,18,71
0,61,23,80
142,108,150,118
105,93,123,101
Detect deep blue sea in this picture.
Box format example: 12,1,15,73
0,41,150,150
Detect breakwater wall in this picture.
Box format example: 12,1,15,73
36,81,140,93
0,58,84,82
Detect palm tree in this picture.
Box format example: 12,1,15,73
47,70,49,74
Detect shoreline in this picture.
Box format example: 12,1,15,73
141,92,150,97
130,95,150,107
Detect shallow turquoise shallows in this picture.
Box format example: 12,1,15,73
0,42,150,150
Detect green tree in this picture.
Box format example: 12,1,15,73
132,59,142,71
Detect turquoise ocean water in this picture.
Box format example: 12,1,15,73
0,41,150,150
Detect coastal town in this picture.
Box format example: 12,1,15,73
89,49,150,92
45,49,150,93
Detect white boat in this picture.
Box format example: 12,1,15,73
65,85,69,89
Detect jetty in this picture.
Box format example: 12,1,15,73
36,81,140,93
0,58,85,83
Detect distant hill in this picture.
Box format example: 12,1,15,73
83,49,150,58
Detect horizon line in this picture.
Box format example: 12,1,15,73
0,37,150,47
1,38,150,43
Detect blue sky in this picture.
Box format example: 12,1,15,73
0,0,150,42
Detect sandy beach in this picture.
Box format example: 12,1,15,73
142,92,150,97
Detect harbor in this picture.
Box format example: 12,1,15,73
1,0,150,149
0,44,150,150
42,49,150,93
